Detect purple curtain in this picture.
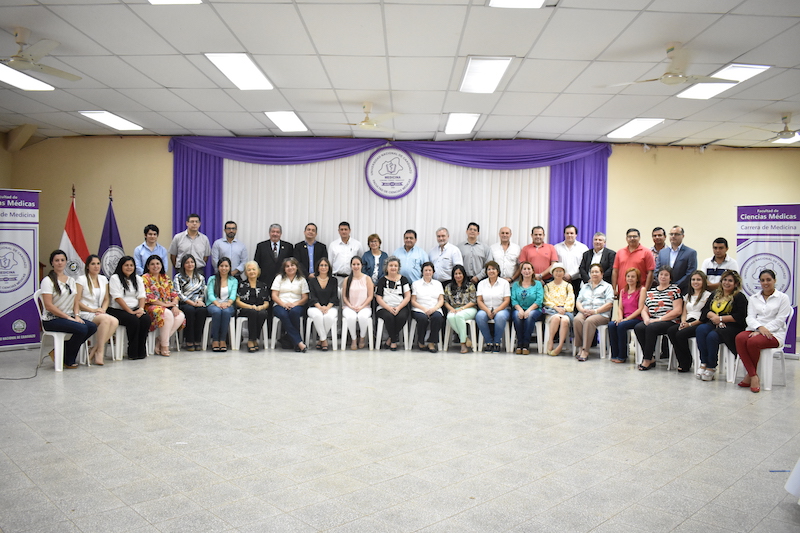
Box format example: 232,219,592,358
548,147,610,245
171,141,223,278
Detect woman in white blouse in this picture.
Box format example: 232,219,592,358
667,270,711,373
271,257,310,352
476,261,511,353
40,250,98,369
573,264,614,361
411,262,445,353
76,254,119,365
107,256,151,360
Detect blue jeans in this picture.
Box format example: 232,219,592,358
43,317,98,366
608,319,640,361
476,309,510,345
273,305,305,347
696,323,722,368
512,309,543,348
207,304,235,341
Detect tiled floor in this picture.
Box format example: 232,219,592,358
1,339,799,532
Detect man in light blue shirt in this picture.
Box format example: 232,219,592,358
211,221,248,278
134,224,169,275
393,229,429,284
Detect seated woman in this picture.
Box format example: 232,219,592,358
143,255,185,357
107,256,151,360
609,267,645,363
476,261,511,353
695,269,747,381
411,261,445,353
375,256,411,351
206,257,238,352
511,261,543,355
76,254,118,365
634,266,683,371
543,263,575,356
342,256,374,350
444,264,477,354
307,257,338,351
271,257,309,352
236,260,270,352
735,269,792,393
667,270,711,372
573,263,614,361
173,254,207,351
362,234,388,286
40,250,98,369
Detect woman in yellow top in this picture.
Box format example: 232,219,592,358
543,263,575,356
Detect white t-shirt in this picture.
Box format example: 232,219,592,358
271,275,310,305
412,278,444,314
684,290,711,322
40,276,77,320
77,275,109,311
109,274,146,310
477,277,511,309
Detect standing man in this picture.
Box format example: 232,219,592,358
554,224,588,294
579,232,616,285
329,221,364,284
169,213,211,271
394,230,429,284
429,227,463,285
650,227,667,264
701,237,740,291
211,221,248,278
611,228,656,295
655,225,697,294
294,223,328,278
490,227,520,283
519,226,558,282
134,224,169,276
253,223,293,288
458,222,491,285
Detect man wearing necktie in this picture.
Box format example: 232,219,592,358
254,223,294,290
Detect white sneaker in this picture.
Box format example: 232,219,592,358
701,368,716,381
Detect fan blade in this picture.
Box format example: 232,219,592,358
742,125,779,133
8,59,81,81
18,40,60,63
684,75,738,84
606,78,661,88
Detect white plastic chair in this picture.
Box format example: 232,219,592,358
730,308,794,391
542,317,574,355
146,328,181,355
443,319,478,352
375,318,409,350
270,315,306,349
306,312,339,351
201,316,237,351
33,289,89,371
338,315,369,351
634,333,676,369
571,323,609,359
508,321,544,354
111,326,126,360
408,318,444,352
477,318,512,353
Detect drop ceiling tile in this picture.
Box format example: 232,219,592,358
540,94,612,117
298,4,385,56
567,117,631,136
646,0,742,13
474,132,520,140
224,90,290,113
205,112,265,130
159,112,224,130
480,115,535,131
168,89,246,112
589,95,669,119
733,0,800,16
442,92,501,114
183,129,234,137
49,5,175,55
0,92,59,113
687,99,771,122
492,92,557,116
564,61,658,94
214,4,316,55
736,25,800,69
689,15,798,64
506,59,590,93
122,56,217,89
522,116,582,134
391,91,446,114
560,0,650,8
297,112,349,128
529,8,638,61
385,4,466,57
27,111,110,130
651,121,717,137
63,89,154,112
117,89,198,112
733,69,800,101
336,90,392,114
459,6,548,56
393,114,440,132
321,57,389,90
0,6,109,55
281,89,342,112
389,58,454,91
517,131,561,140
16,90,94,112
253,56,331,89
130,4,241,54
59,56,160,88
641,97,716,120
122,111,183,131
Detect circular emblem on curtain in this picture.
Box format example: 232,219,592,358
365,147,417,200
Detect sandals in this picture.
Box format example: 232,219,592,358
161,344,170,357
638,360,656,371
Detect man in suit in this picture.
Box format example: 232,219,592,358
293,222,327,278
254,223,294,289
656,225,697,294
579,232,616,285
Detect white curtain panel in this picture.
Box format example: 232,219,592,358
223,152,549,260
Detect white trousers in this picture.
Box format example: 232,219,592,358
342,306,372,340
307,307,338,340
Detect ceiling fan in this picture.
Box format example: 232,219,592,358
610,42,736,87
343,102,398,132
744,113,799,141
1,27,82,81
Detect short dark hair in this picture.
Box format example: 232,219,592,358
144,254,166,275
143,224,159,236
652,227,665,236
467,222,480,232
339,221,351,229
656,264,673,282
564,224,577,235
713,237,729,248
421,261,434,274
531,225,545,234
404,229,417,239
626,228,640,237
186,213,201,222
305,223,317,231
224,221,236,229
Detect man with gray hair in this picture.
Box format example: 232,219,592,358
579,232,616,285
429,227,463,285
490,227,520,283
254,223,293,288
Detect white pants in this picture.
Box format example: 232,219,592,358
307,307,338,341
342,306,372,341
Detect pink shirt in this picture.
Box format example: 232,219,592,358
346,275,368,308
613,244,655,291
620,287,641,319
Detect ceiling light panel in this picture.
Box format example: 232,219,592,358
772,134,800,144
0,65,54,91
205,53,273,90
677,63,770,100
265,111,307,132
445,113,480,134
148,0,202,4
606,118,664,139
488,0,546,7
80,111,143,131
459,57,513,93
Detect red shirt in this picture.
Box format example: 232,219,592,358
519,243,558,279
613,244,655,290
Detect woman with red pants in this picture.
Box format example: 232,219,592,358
735,269,792,393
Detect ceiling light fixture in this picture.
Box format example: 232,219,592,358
677,63,770,100
488,0,546,7
0,64,54,91
265,111,307,132
445,113,480,135
459,56,513,93
148,0,202,4
205,53,273,91
772,133,800,145
607,118,664,139
79,111,143,131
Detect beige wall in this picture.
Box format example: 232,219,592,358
0,134,12,189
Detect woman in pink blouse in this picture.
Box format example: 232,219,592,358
608,267,646,363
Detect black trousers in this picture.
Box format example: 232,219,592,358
179,303,208,344
238,308,269,341
667,320,699,370
377,307,410,344
107,308,151,359
412,310,444,344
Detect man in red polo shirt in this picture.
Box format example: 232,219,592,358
611,228,655,295
518,226,558,282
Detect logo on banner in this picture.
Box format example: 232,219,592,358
740,253,791,296
365,147,417,200
0,242,31,293
12,319,26,333
102,245,125,278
